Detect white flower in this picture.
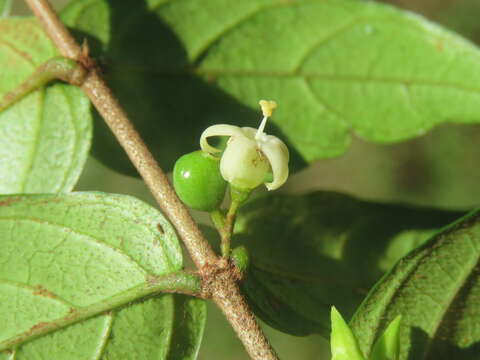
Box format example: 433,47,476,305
200,100,289,191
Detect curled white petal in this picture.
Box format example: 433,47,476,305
240,127,257,139
200,124,245,154
258,136,289,190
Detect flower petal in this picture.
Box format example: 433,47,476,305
200,124,244,154
220,135,269,189
259,135,289,190
240,127,257,140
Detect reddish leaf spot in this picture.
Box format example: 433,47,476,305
32,285,58,299
0,197,20,207
28,321,49,333
157,223,165,235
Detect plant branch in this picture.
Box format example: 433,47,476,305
0,56,86,112
25,0,216,270
24,1,279,359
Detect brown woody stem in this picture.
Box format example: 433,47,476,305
23,1,278,359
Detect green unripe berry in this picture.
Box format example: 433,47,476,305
173,150,227,211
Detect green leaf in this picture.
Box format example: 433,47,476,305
0,193,206,358
168,295,206,360
62,0,480,175
0,18,92,193
370,316,402,360
232,191,462,336
331,307,366,360
0,0,11,17
350,209,480,360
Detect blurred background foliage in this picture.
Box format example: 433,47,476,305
11,0,480,358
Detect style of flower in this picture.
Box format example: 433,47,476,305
200,100,289,191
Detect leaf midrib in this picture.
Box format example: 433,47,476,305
108,63,480,94
0,272,188,351
0,278,75,308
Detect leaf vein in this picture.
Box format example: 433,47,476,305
191,0,287,62
20,89,45,193
0,39,35,67
294,15,366,73
0,278,76,308
91,313,114,360
0,216,150,275
303,77,350,128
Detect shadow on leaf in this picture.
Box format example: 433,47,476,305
67,0,306,176
231,191,462,337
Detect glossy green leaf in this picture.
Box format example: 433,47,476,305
232,191,462,336
350,209,480,360
0,18,91,193
0,193,206,359
61,0,480,175
370,316,402,360
0,0,11,17
330,307,366,360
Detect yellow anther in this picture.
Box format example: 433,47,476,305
259,100,277,117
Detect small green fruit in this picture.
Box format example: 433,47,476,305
173,150,227,211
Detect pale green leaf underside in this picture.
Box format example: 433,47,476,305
351,209,480,360
233,191,461,337
61,0,480,174
0,296,206,360
0,193,205,359
0,18,91,193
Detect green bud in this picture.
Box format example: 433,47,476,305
370,316,402,360
230,245,249,275
330,307,366,360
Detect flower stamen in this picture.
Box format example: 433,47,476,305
256,100,277,140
